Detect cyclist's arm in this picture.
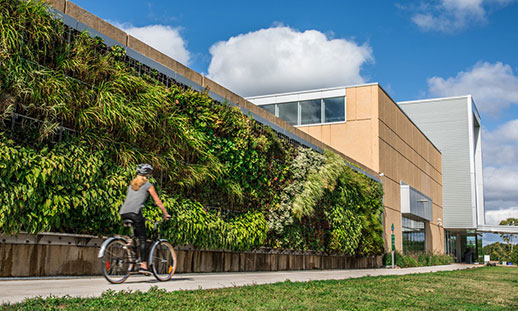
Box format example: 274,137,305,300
148,185,170,219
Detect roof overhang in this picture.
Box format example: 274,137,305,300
477,225,518,234
401,182,433,222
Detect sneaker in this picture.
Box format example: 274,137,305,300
138,267,151,275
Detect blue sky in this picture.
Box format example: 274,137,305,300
70,0,518,238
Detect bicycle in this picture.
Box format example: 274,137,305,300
98,218,177,284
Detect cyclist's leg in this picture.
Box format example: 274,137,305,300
120,213,147,268
133,213,148,269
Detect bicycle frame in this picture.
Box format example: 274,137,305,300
98,219,168,263
99,218,176,283
97,236,137,264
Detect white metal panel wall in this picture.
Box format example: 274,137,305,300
471,100,485,226
399,97,475,229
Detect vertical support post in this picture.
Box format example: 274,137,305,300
391,223,395,268
475,234,479,263
456,232,462,263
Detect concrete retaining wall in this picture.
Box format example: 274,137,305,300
174,249,381,273
0,233,382,277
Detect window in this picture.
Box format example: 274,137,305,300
278,102,298,125
402,217,426,253
260,96,346,126
300,99,321,125
261,104,275,115
445,230,457,258
324,97,345,123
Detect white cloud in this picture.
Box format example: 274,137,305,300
494,119,518,141
483,119,518,166
207,26,373,97
114,23,190,65
427,62,518,115
409,0,515,32
484,144,518,167
484,166,518,203
482,119,518,226
485,206,518,225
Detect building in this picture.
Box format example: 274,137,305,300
399,96,518,262
247,85,445,254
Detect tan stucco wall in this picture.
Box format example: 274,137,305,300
298,86,380,172
300,85,444,254
377,87,443,253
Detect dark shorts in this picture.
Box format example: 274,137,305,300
120,212,146,239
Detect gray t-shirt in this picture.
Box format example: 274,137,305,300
119,182,152,214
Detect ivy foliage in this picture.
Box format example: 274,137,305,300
0,133,267,250
322,168,384,255
0,132,128,234
160,199,267,251
267,147,324,234
292,150,346,219
0,0,384,255
0,0,292,211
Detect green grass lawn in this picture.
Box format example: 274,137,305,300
2,267,517,310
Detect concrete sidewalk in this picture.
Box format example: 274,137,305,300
0,264,478,305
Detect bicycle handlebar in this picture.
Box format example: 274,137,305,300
145,218,170,231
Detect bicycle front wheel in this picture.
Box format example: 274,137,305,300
150,241,177,281
100,239,132,284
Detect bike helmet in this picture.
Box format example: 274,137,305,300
136,163,153,176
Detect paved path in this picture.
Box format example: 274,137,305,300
0,264,478,305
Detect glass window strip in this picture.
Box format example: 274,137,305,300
273,97,345,126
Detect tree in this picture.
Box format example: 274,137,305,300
483,242,512,262
499,218,518,252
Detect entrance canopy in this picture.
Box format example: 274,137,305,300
477,225,518,234
400,182,433,222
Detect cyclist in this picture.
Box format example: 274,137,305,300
119,163,171,274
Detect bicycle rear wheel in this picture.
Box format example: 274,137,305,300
100,239,132,284
150,241,177,281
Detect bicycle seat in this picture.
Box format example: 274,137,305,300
122,219,134,227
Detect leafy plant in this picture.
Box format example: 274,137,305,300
383,251,453,267
292,150,345,219
267,146,324,247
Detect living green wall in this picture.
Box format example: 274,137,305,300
0,0,384,255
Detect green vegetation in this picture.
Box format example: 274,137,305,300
483,242,518,264
0,134,268,250
2,267,517,310
499,218,518,251
482,218,518,264
383,251,454,267
0,0,384,255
